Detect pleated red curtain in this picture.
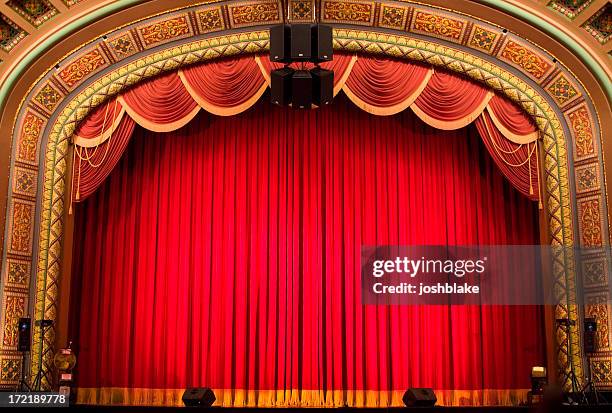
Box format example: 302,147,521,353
70,95,545,407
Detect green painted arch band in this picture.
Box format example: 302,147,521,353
0,0,610,113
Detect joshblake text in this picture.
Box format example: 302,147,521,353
372,282,480,295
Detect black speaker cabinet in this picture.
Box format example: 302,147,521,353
270,24,290,63
271,67,294,106
18,318,31,352
311,67,334,106
291,24,312,61
311,24,333,62
403,388,437,407
182,388,216,407
291,70,312,109
584,317,597,353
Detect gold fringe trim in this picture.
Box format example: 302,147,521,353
342,67,434,116
73,106,127,147
333,54,358,97
76,387,530,407
486,105,539,144
177,69,268,117
255,54,272,85
410,90,494,130
117,95,200,133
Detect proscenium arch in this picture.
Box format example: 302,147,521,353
32,32,579,393
1,0,608,400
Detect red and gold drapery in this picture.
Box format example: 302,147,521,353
71,53,540,205
71,96,545,407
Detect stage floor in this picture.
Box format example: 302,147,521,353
74,405,612,412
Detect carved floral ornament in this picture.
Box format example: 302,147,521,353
0,0,607,393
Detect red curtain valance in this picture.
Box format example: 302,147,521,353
71,53,540,204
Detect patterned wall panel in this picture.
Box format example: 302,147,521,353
575,162,600,195
497,38,556,81
136,14,193,49
195,6,226,34
581,255,609,289
565,103,597,162
1,291,28,350
104,31,139,61
577,195,604,247
409,10,468,44
3,258,31,291
321,0,375,26
585,292,611,351
378,4,409,31
228,0,282,29
466,24,503,54
56,46,109,90
545,72,581,108
15,109,46,166
289,0,314,22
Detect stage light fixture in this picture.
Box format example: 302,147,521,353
531,366,547,395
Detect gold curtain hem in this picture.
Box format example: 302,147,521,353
72,105,126,147
177,69,268,117
117,95,200,133
410,90,494,130
342,68,434,117
76,387,531,407
486,105,539,144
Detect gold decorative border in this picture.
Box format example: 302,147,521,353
1,0,608,394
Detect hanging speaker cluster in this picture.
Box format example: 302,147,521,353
269,23,334,109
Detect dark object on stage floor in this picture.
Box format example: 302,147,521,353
311,67,334,106
271,67,294,106
584,317,597,353
292,70,313,109
182,388,216,407
403,388,437,407
270,24,290,63
18,318,31,352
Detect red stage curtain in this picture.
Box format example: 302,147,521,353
475,112,539,200
343,55,432,115
412,71,492,129
71,95,545,407
120,72,199,131
71,99,136,202
179,56,267,116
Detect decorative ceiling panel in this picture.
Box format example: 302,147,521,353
0,13,26,52
7,0,58,27
548,0,594,19
583,2,612,44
